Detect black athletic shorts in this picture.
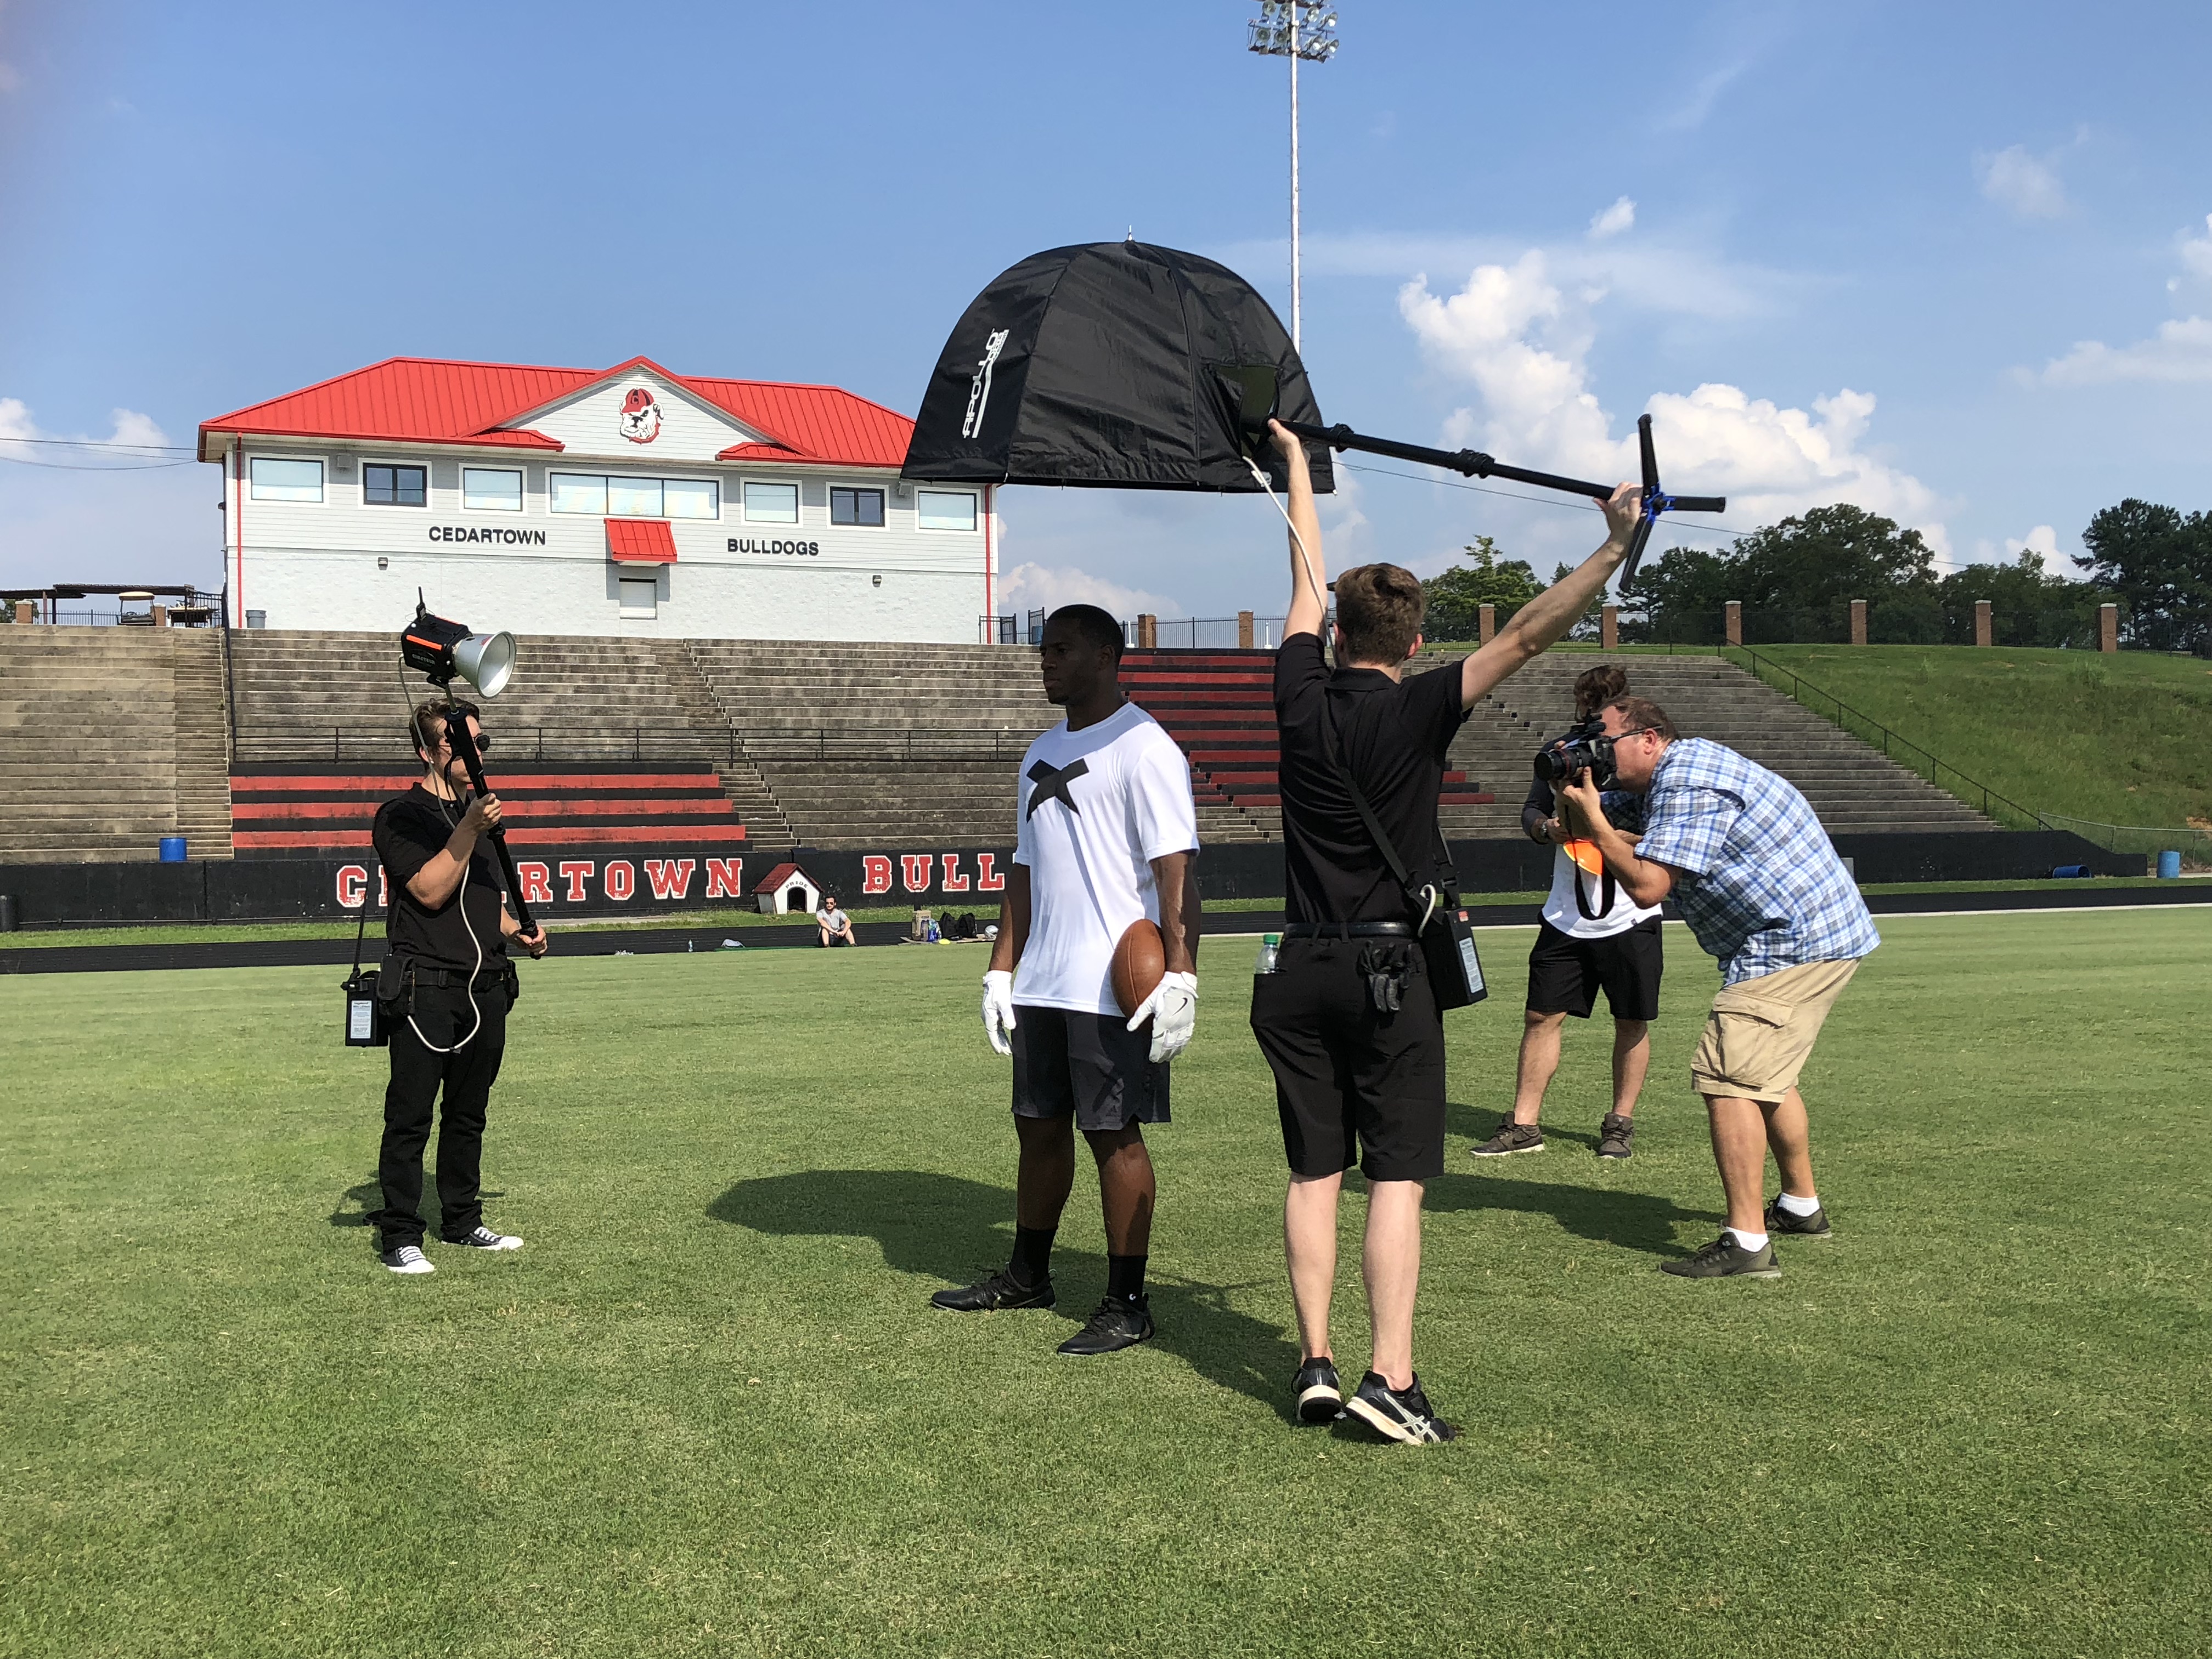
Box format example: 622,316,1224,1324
1525,917,1663,1022
1011,1005,1170,1132
1249,934,1446,1182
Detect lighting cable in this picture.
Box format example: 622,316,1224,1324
404,713,488,1057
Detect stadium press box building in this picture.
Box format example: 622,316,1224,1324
196,356,997,640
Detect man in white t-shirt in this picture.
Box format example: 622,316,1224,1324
1472,665,1662,1162
931,604,1201,1358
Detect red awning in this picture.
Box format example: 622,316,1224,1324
606,518,678,564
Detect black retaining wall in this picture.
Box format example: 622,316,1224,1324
0,830,2144,928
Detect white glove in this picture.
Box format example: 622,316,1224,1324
1126,970,1198,1064
982,969,1019,1056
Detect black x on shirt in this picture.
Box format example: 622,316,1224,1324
1274,633,1469,924
372,786,509,972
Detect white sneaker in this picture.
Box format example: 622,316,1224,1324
382,1244,436,1275
448,1225,523,1251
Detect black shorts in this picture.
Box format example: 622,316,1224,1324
1525,917,1663,1022
1011,1005,1170,1132
1249,934,1445,1182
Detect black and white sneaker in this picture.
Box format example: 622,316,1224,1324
446,1226,523,1251
1057,1295,1153,1356
1342,1372,1458,1444
381,1244,435,1276
1294,1357,1343,1424
1471,1120,1544,1157
930,1268,1056,1312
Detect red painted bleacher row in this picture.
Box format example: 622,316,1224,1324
229,766,747,855
1121,649,1492,810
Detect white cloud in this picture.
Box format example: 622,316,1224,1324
1399,255,1953,557
0,397,172,453
2168,213,2212,292
996,562,1181,620
1659,55,1754,133
1976,145,2069,221
1588,196,1635,240
2006,524,2059,560
2040,315,2212,385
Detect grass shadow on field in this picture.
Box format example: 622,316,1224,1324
709,1169,1304,1419
1427,1169,1720,1260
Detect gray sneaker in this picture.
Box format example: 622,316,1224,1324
1660,1233,1782,1279
1764,1197,1833,1239
1596,1113,1634,1159
1471,1119,1544,1157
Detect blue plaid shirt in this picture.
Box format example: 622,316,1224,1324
1610,738,1880,985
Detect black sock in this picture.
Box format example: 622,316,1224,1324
1009,1225,1056,1286
1107,1252,1147,1302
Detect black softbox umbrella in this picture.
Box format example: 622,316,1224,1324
900,239,1334,495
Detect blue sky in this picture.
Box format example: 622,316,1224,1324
3,0,2209,619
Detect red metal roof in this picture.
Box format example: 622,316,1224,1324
198,355,914,467
605,518,679,564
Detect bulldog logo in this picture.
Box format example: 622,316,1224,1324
618,386,662,444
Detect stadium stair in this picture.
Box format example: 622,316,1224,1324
0,627,234,864
227,763,747,860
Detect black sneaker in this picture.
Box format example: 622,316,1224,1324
1056,1295,1153,1356
445,1224,522,1251
1342,1372,1458,1444
1596,1113,1634,1159
1471,1120,1544,1157
380,1244,435,1276
1764,1197,1833,1239
1294,1357,1343,1425
1660,1233,1782,1279
930,1268,1056,1312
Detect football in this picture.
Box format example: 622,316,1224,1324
1111,919,1167,1018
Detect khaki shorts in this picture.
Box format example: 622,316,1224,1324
1690,958,1860,1104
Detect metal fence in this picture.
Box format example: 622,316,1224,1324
977,613,1295,649
2035,813,2212,865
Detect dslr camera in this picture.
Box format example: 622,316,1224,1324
1533,717,1618,788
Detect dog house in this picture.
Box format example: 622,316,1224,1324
752,862,824,917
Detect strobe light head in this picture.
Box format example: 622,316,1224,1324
400,599,516,697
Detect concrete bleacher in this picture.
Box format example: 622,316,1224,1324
2,626,1989,870
0,628,232,863
1410,652,1991,834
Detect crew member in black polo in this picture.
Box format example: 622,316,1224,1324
366,699,548,1276
1250,419,1640,1442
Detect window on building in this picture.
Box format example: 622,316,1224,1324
249,457,324,503
607,476,663,517
618,578,658,619
831,487,885,527
917,489,978,532
663,478,718,520
463,467,523,511
550,472,719,520
364,464,427,507
743,481,800,523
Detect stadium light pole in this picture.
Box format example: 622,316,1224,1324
1246,1,1339,350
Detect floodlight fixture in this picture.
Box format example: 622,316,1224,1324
400,597,516,697
1245,0,1339,348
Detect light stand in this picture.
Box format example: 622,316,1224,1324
399,600,534,935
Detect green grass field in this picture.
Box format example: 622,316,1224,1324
5,915,2207,1658
1741,644,2212,831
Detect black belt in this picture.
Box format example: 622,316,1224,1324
407,964,511,990
1282,921,1417,939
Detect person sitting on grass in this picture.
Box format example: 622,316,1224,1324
817,896,856,948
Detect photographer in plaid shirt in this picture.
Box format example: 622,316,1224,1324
1558,696,1879,1279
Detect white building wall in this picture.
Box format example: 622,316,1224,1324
222,436,998,640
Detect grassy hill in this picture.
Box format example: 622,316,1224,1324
1733,644,2212,833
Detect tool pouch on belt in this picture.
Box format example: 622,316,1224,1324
1356,940,1412,1014
1319,707,1488,1011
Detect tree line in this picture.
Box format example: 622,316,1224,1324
1419,500,2212,654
